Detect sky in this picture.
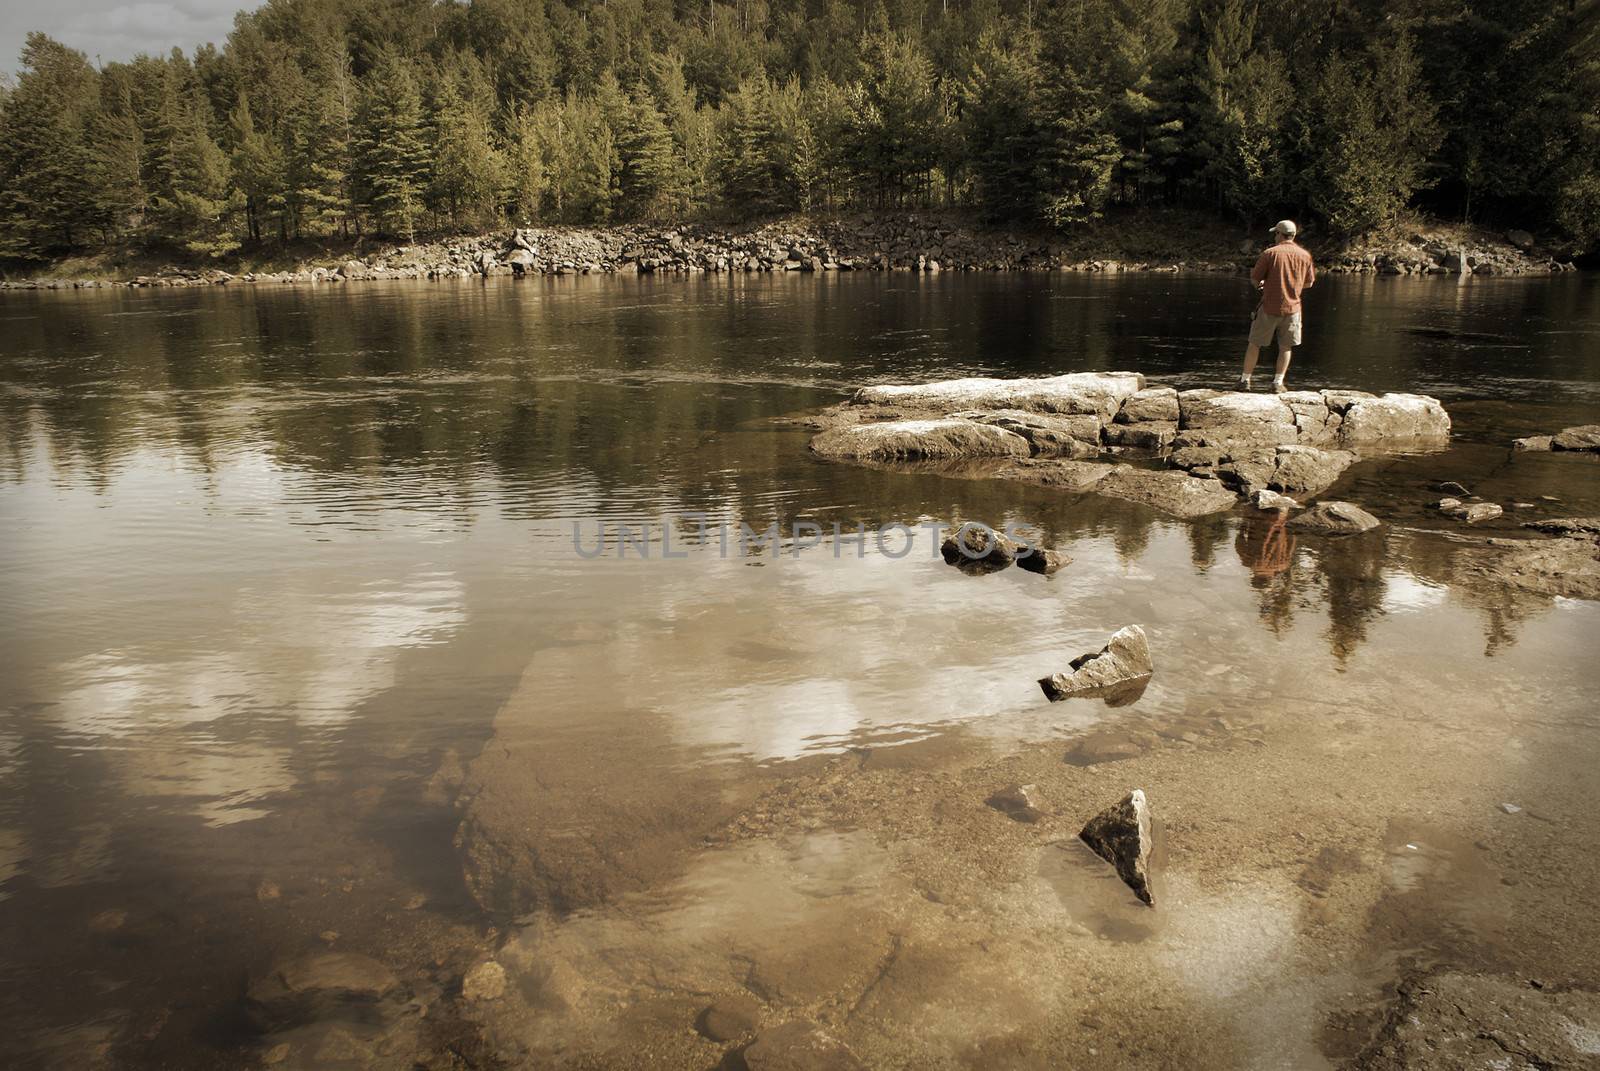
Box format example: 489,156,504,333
2,0,249,75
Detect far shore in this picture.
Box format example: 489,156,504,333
0,210,1580,291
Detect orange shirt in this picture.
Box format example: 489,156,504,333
1251,242,1316,316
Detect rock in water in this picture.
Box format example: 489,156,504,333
1288,501,1381,534
1016,544,1070,575
1512,434,1554,451
1079,790,1155,906
1038,625,1153,700
742,1021,866,1071
810,419,1031,462
1552,424,1600,452
1440,501,1503,523
1253,489,1300,511
246,951,400,1029
987,783,1046,822
940,523,1020,572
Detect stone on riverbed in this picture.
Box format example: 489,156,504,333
1079,789,1155,906
246,951,401,1028
696,993,763,1041
810,419,1031,461
742,1021,866,1071
1016,545,1070,575
1288,501,1382,534
1039,625,1153,700
987,783,1046,823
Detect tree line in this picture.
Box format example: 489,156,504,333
1,0,1596,263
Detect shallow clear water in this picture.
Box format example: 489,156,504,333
1,271,1598,1067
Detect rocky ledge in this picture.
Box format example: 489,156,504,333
800,372,1450,518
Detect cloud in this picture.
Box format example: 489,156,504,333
2,0,247,72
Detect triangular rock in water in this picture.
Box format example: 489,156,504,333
1079,789,1155,906
1038,624,1153,700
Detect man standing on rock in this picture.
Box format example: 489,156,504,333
1239,220,1315,394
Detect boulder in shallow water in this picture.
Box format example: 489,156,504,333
954,409,1104,457
1079,789,1155,906
1513,434,1554,451
1288,501,1381,534
1016,545,1070,575
940,523,1021,572
851,372,1144,421
1039,625,1153,700
1552,424,1600,452
809,419,1030,461
1336,393,1451,443
1522,516,1600,537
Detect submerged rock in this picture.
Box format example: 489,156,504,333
810,419,1030,461
1470,535,1600,600
461,960,507,1002
987,783,1046,822
1353,972,1600,1070
1039,625,1153,700
1522,516,1600,537
1512,434,1554,451
697,994,763,1042
1079,789,1155,906
246,951,401,1028
742,1021,866,1071
1288,501,1382,534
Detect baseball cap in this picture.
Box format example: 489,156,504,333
1271,220,1298,237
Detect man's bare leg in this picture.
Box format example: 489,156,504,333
1273,347,1293,392
1239,343,1262,389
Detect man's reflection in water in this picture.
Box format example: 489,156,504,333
1237,508,1300,635
1237,508,1297,579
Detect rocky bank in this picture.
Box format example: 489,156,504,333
0,214,1579,290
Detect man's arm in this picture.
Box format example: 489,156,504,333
1304,254,1315,289
1250,252,1268,288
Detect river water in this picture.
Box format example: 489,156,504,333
1,272,1598,1068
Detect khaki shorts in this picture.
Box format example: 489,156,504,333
1249,308,1302,348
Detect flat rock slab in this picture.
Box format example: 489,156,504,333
810,419,1030,461
1354,972,1600,1070
851,372,1145,420
1288,501,1382,534
1094,467,1239,518
802,374,1450,519
1523,516,1600,537
1079,789,1155,906
1472,536,1600,600
1040,625,1153,700
1553,424,1600,451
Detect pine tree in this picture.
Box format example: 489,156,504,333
1036,55,1120,228
0,34,99,258
352,52,430,239
503,105,546,224
428,69,506,229
160,98,243,256
960,31,1046,225
619,83,689,220
229,94,283,244
88,77,148,243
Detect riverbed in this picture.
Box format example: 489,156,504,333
2,271,1598,1069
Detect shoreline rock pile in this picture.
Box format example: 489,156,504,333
0,216,1576,290
802,371,1451,518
